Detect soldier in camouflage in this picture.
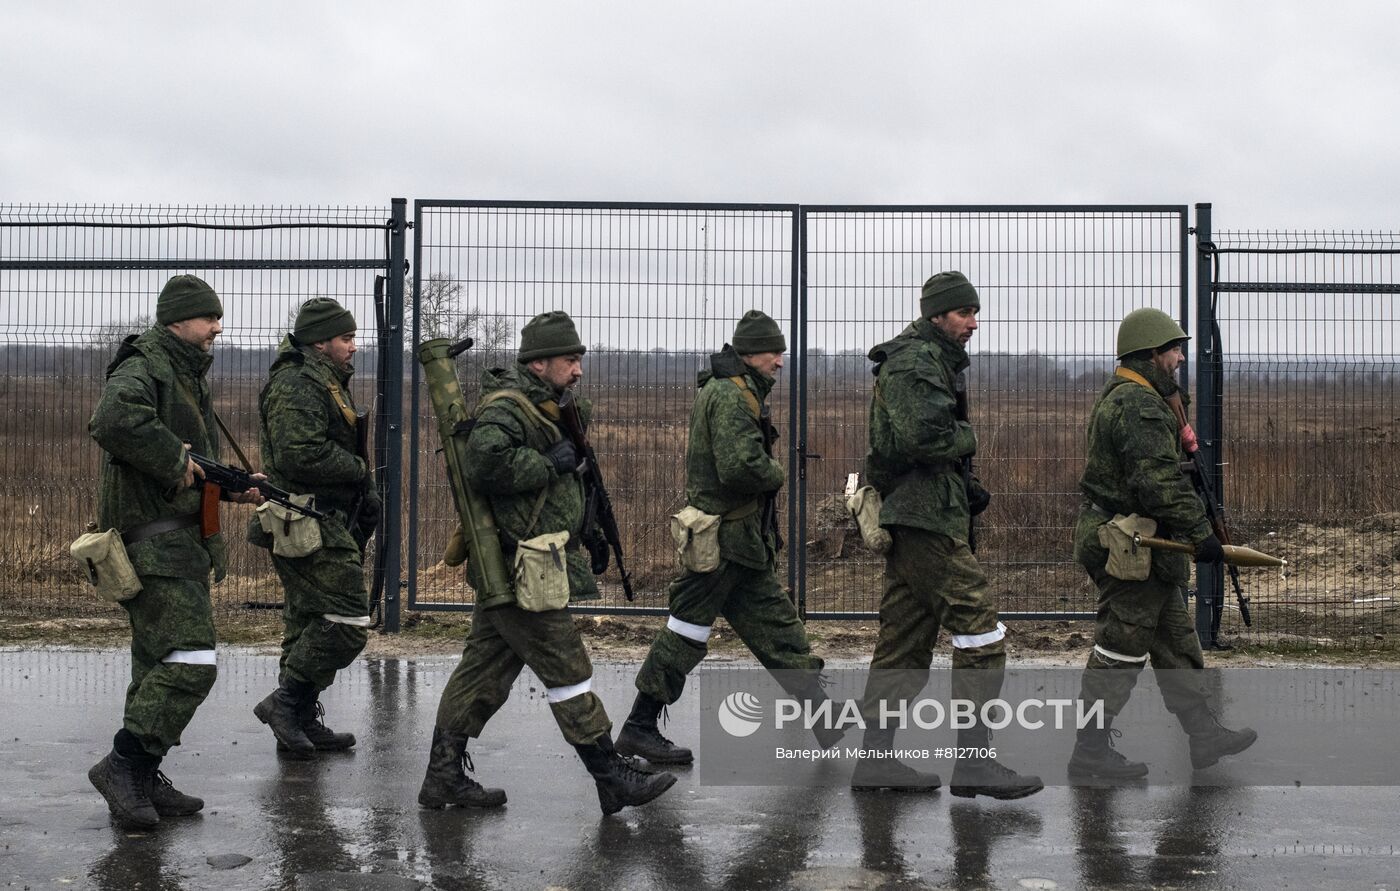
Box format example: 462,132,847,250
250,298,380,758
1067,307,1256,779
619,310,840,765
87,275,264,829
852,272,1042,799
418,311,676,816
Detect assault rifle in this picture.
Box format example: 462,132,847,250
189,453,326,521
756,403,785,552
1164,395,1252,628
556,391,635,601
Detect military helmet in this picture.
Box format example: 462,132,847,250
1116,308,1189,359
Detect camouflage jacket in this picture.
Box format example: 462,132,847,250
256,336,378,545
89,325,227,582
864,318,979,542
686,347,785,571
1074,357,1212,585
464,363,599,601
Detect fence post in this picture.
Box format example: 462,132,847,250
1192,202,1222,647
381,198,408,632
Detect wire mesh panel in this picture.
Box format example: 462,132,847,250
409,202,797,613
800,206,1189,618
1207,230,1400,643
0,204,394,624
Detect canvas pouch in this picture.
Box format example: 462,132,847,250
1098,513,1158,581
70,528,142,602
513,530,572,611
670,506,723,573
256,494,323,558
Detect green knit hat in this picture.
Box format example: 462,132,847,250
156,275,223,325
293,298,356,344
518,311,586,361
920,271,980,318
731,310,786,354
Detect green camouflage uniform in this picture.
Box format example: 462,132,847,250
863,318,1004,709
1073,358,1213,716
633,346,823,705
434,363,611,746
89,325,224,757
252,335,378,691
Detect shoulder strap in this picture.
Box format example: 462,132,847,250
173,376,253,471
725,375,762,420
1114,366,1154,390
322,379,359,428
477,389,562,441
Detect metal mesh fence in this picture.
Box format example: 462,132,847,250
1206,229,1400,643
799,207,1189,617
408,202,798,613
0,204,393,625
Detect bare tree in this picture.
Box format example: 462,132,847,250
87,313,154,349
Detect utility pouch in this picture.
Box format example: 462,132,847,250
846,484,892,554
256,494,323,558
670,506,722,573
69,528,142,602
1098,513,1157,581
513,530,572,612
443,523,469,568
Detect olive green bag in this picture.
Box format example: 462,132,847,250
514,530,572,611
256,494,322,558
670,506,723,573
1097,513,1157,581
69,528,142,603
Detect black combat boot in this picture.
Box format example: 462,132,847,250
615,692,693,765
88,729,160,830
279,698,355,753
145,768,205,817
1178,704,1257,769
1067,717,1149,781
574,733,678,816
417,726,507,809
949,726,1044,800
850,724,941,792
253,678,316,758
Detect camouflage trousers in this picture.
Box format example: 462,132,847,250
1075,566,1207,718
863,527,1007,714
634,559,823,705
435,604,611,746
121,574,218,757
272,523,370,691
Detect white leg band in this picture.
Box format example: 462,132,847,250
952,622,1007,650
1093,644,1150,664
161,649,217,666
324,614,373,627
546,677,594,704
667,615,713,643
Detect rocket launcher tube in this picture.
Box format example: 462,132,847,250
417,338,514,609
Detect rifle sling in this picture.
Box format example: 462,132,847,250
122,512,202,547
173,376,254,472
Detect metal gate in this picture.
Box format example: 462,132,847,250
0,202,407,630
1194,202,1400,645
406,201,799,615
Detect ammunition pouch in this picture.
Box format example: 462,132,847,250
846,485,892,554
670,506,723,573
69,528,142,603
513,530,572,612
1097,513,1157,582
256,494,323,558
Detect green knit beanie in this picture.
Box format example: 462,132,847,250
293,298,356,344
920,271,980,319
518,311,586,361
731,310,786,354
156,275,223,325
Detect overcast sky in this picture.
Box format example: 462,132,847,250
3,1,1397,231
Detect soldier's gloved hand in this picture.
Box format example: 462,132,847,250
544,439,583,475
584,529,610,575
967,481,992,516
1195,534,1225,563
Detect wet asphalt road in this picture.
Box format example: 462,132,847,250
1,649,1397,891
